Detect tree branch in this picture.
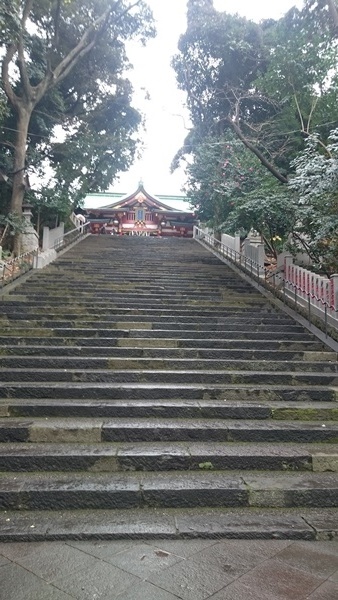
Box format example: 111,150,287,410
307,96,319,133
51,1,142,87
227,118,288,184
293,93,305,132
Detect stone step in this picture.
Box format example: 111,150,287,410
1,367,338,386
0,323,308,335
6,288,266,298
0,320,307,333
1,356,337,372
0,417,337,443
0,506,336,541
0,382,335,401
0,346,333,361
0,337,327,350
15,287,262,298
0,441,336,472
0,398,338,423
0,399,337,420
1,235,338,532
0,312,298,324
3,298,269,309
0,302,277,316
0,328,319,341
0,470,337,510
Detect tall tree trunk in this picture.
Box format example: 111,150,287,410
11,106,31,255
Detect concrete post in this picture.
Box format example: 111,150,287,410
42,227,50,251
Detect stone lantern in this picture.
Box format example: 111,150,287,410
21,201,39,254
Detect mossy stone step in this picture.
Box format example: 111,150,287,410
0,346,333,361
1,235,338,531
0,470,337,510
0,313,300,325
0,322,308,335
0,441,336,472
0,338,327,351
0,417,337,443
0,356,337,373
0,399,337,421
0,382,335,401
1,367,338,386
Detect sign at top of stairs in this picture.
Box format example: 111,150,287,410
0,236,337,541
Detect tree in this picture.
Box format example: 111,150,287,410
173,1,338,179
173,0,338,262
288,129,338,273
172,2,289,184
223,187,297,260
183,133,274,228
0,0,154,253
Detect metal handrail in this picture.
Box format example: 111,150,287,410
194,226,338,334
54,221,90,251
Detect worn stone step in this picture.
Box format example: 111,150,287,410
5,292,267,305
0,399,336,421
0,302,277,316
0,417,337,443
3,301,269,311
0,313,297,325
0,338,326,351
1,367,338,386
0,323,308,336
0,470,337,510
0,441,336,472
0,382,335,401
1,356,337,373
1,506,336,541
0,346,334,362
0,323,313,340
1,234,338,528
0,320,307,334
16,289,263,301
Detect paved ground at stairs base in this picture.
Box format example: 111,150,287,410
0,538,338,600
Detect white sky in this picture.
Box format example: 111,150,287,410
113,0,305,197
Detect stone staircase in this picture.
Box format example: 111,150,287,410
0,235,337,541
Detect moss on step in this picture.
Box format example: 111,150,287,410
117,338,178,348
272,407,338,421
0,328,54,337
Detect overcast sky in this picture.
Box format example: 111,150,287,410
113,0,304,197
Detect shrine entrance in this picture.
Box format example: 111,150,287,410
82,183,197,238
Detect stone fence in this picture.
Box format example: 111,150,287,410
1,214,90,285
282,255,338,327
42,223,65,251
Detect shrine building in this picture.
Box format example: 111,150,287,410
83,184,196,237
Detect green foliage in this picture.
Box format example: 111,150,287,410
173,2,267,137
224,185,297,258
173,0,338,271
0,211,27,251
0,0,155,234
184,133,271,228
288,129,338,273
0,0,20,45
